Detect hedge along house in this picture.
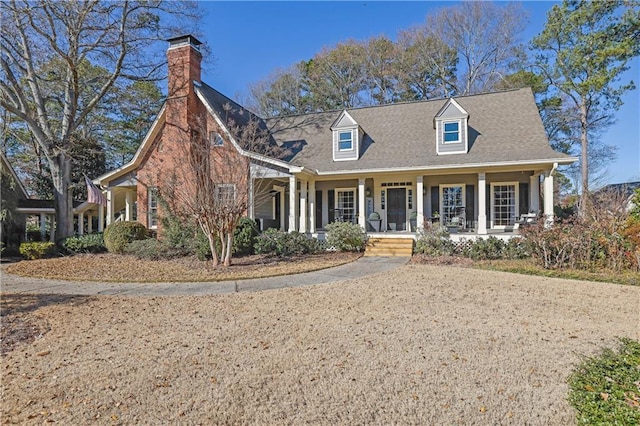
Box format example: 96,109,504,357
95,35,576,239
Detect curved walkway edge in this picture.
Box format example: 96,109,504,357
0,257,408,296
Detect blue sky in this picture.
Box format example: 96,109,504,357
195,1,639,186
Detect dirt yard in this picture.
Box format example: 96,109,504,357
1,264,638,424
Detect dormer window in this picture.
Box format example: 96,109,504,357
434,98,469,155
331,110,361,161
338,130,353,151
443,121,460,143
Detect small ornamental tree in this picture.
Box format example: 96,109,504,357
157,108,284,267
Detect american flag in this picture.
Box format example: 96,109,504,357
85,176,106,206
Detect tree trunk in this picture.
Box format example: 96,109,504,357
223,232,232,267
50,152,74,244
579,102,590,216
209,232,219,268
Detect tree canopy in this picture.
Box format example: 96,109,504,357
0,0,200,241
532,0,640,211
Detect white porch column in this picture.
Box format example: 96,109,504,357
39,213,46,239
529,174,540,213
416,176,424,231
125,191,133,221
49,216,55,242
279,187,285,231
288,175,297,232
299,178,307,233
248,178,255,220
78,212,84,236
477,172,487,235
98,204,104,232
106,188,114,226
358,178,366,228
543,169,555,226
309,180,316,233
87,214,93,233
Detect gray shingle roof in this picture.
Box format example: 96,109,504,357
264,88,573,173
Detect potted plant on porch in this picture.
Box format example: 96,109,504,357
367,212,382,232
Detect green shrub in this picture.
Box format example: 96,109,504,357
414,226,455,256
62,233,106,254
103,221,148,254
568,338,640,425
325,222,367,252
160,214,198,255
19,241,55,259
463,236,506,260
195,230,212,261
124,238,180,260
254,229,321,257
233,218,259,255
504,237,531,260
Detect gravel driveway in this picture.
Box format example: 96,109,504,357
2,264,638,424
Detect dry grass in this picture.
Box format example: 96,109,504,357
4,252,361,283
2,264,638,424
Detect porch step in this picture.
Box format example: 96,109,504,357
365,238,414,257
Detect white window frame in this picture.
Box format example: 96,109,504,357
490,181,519,229
210,131,224,147
215,183,236,205
148,187,158,229
335,187,356,223
443,120,461,144
337,130,354,151
439,184,465,226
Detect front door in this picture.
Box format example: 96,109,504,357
387,188,406,231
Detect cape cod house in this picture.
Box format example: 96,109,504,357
94,35,576,239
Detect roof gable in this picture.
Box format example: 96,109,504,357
434,98,468,128
331,110,358,129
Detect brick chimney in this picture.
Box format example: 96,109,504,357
166,35,203,134
167,34,202,98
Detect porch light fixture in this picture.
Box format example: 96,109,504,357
365,187,371,197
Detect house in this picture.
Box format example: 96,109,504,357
94,35,577,239
594,181,640,213
1,152,28,249
1,153,100,245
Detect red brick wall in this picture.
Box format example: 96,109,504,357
135,43,249,234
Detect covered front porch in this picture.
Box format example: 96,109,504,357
251,164,557,238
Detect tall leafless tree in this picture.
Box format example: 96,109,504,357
0,0,200,242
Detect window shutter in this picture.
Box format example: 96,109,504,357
436,121,442,145
465,184,475,225
328,190,335,223
315,190,322,229
430,187,439,216
486,184,491,217
519,183,529,215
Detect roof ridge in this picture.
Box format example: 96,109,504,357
261,87,531,120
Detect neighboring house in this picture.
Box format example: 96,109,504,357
1,153,28,249
594,181,640,213
1,153,99,244
95,35,577,238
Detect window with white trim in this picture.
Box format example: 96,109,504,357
440,184,465,225
210,131,224,146
338,130,353,151
335,188,356,223
443,121,460,143
491,182,518,227
148,187,158,229
215,184,236,205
